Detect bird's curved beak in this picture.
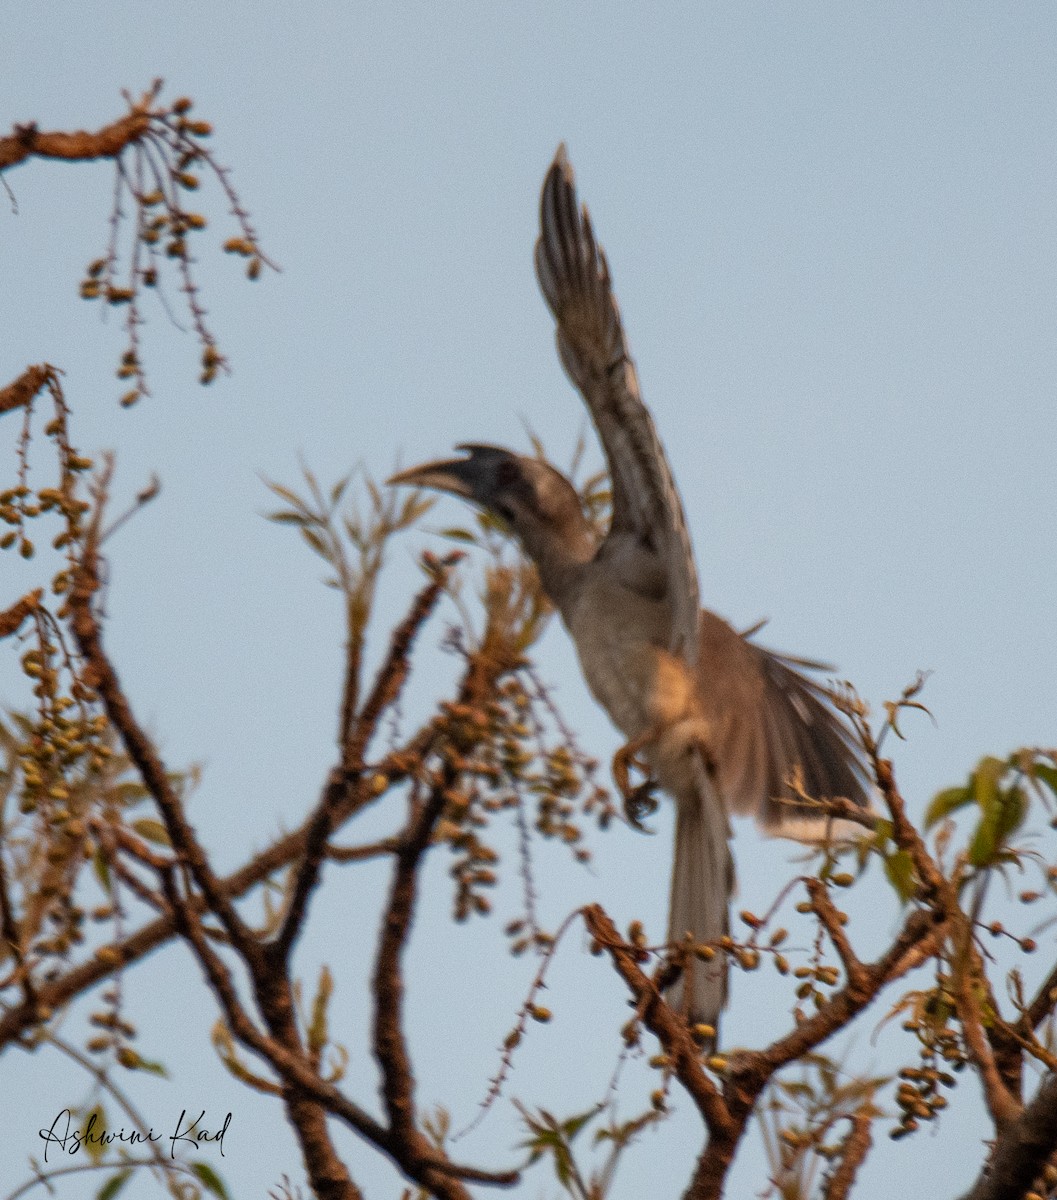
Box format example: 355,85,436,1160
386,456,479,499
387,444,520,506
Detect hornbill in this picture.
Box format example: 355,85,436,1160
390,146,868,1041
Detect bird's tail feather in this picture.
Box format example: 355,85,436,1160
666,761,733,1045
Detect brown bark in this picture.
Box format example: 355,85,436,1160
0,108,150,171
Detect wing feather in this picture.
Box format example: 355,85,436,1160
535,145,700,663
697,612,870,828
751,644,869,831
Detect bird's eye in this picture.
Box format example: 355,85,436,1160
494,501,515,522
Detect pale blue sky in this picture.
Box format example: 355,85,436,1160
2,5,1056,1198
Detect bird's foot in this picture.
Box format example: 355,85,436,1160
623,780,659,833
612,733,661,833
609,734,662,830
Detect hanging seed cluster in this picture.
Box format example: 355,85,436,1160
1,374,90,567
889,973,968,1139
85,984,139,1063
75,86,272,406
2,377,108,820
0,373,160,1006
429,671,607,929
2,713,155,975
890,1062,954,1140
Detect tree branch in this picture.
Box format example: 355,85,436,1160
0,107,151,172
805,878,869,992
736,907,945,1082
582,904,738,1200
961,1071,1057,1200
871,759,1022,1129
0,364,56,416
0,611,505,1050
272,556,455,963
67,471,260,964
158,861,366,1200
0,589,43,639
821,1103,875,1200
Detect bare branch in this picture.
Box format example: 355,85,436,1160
273,554,456,962
961,1072,1057,1200
582,905,734,1112
805,878,869,992
369,617,525,1195
0,365,56,416
326,838,399,863
66,467,260,963
1024,957,1057,1033
158,860,366,1200
871,759,1022,1129
0,107,151,171
0,589,43,639
740,908,946,1079
0,586,507,1051
821,1103,875,1200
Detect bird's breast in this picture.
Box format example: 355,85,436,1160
564,578,699,743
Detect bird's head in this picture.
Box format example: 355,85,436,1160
388,443,595,566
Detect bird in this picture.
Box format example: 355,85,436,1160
389,145,868,1042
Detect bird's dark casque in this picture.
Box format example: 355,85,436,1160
389,146,869,1044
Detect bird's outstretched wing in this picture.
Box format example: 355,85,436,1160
696,611,871,831
749,642,870,832
535,145,700,665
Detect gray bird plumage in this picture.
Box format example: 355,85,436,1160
390,146,868,1042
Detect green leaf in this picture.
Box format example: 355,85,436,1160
308,964,333,1055
966,758,1007,866
114,781,150,805
1034,763,1057,798
96,1169,132,1200
997,786,1028,843
972,757,1005,809
963,754,1028,867
867,818,893,857
439,527,477,544
970,784,1027,867
191,1161,231,1199
560,1105,601,1142
883,850,915,902
924,786,973,829
83,1104,107,1165
127,1052,168,1076
92,848,112,894
131,818,171,846
968,818,996,867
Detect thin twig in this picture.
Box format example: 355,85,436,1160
821,1103,875,1200
67,464,259,964
272,556,456,963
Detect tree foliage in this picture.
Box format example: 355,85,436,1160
2,88,1057,1200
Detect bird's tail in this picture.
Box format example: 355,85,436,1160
666,760,733,1047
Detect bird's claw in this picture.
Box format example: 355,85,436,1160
624,781,659,833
